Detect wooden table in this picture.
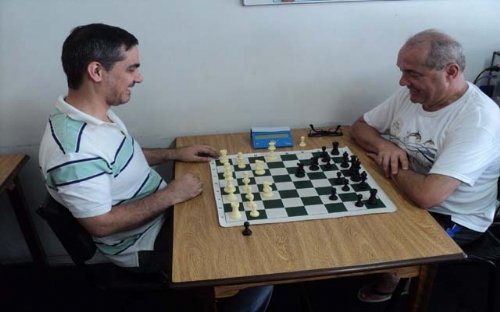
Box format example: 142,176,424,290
0,154,47,269
171,127,464,311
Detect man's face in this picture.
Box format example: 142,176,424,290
102,46,143,106
396,44,450,111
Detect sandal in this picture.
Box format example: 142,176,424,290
357,284,394,303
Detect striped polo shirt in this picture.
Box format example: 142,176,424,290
39,96,167,267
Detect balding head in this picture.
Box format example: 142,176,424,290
403,29,466,72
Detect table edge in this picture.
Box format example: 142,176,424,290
169,252,465,289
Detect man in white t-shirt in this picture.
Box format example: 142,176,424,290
350,29,500,303
39,23,272,311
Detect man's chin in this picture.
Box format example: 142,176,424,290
409,93,422,104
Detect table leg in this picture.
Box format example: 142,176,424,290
173,287,216,311
408,263,438,312
7,177,47,270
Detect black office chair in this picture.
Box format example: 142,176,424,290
36,195,168,292
431,178,500,312
458,181,500,312
388,178,500,312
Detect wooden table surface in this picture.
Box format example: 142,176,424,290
0,154,29,193
171,127,464,309
0,153,47,269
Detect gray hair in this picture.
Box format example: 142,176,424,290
405,29,466,71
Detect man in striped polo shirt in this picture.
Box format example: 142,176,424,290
39,24,272,312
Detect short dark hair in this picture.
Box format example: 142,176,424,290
61,23,139,89
405,29,466,72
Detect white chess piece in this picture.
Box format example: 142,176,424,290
237,152,246,169
242,172,251,192
254,160,265,175
226,187,237,201
220,149,228,164
267,141,277,161
224,169,233,179
246,193,259,217
299,136,306,147
262,181,273,198
224,176,236,194
230,202,242,219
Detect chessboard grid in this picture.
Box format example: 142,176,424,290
210,147,397,227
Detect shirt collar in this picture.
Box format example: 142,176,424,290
55,96,128,134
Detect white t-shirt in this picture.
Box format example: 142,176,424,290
39,96,167,267
364,82,500,232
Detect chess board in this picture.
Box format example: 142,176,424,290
209,147,397,227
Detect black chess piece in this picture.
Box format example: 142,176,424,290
295,162,305,178
242,221,252,236
355,194,364,207
342,179,350,191
320,146,328,161
348,155,358,175
324,157,332,169
329,187,338,200
309,156,319,171
350,168,361,182
367,189,378,205
331,141,340,155
335,172,344,185
340,152,349,168
358,171,368,189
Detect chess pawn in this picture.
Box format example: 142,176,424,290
246,193,259,217
220,149,228,164
299,136,306,147
223,162,232,178
230,202,242,219
224,176,236,194
241,171,251,192
226,188,237,201
237,152,246,169
223,168,233,179
267,141,277,161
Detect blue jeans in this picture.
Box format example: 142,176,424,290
429,212,484,247
217,285,274,312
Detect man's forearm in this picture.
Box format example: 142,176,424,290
350,118,389,154
142,148,178,166
79,188,175,237
391,169,460,209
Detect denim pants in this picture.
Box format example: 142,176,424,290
429,212,484,247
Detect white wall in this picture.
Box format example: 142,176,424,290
1,0,499,264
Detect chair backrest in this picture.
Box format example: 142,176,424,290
37,195,97,265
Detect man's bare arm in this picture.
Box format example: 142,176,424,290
350,116,409,177
142,145,219,166
78,173,202,237
391,169,461,209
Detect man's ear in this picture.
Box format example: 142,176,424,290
87,62,103,82
445,63,461,80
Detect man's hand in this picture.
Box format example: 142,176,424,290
174,145,219,162
366,142,409,177
164,173,204,205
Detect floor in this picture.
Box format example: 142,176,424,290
0,260,496,312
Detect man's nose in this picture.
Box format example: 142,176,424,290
399,73,409,86
135,71,144,83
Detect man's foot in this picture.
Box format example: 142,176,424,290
357,284,394,303
357,273,402,303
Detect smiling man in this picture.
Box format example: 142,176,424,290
39,23,272,311
350,29,500,303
